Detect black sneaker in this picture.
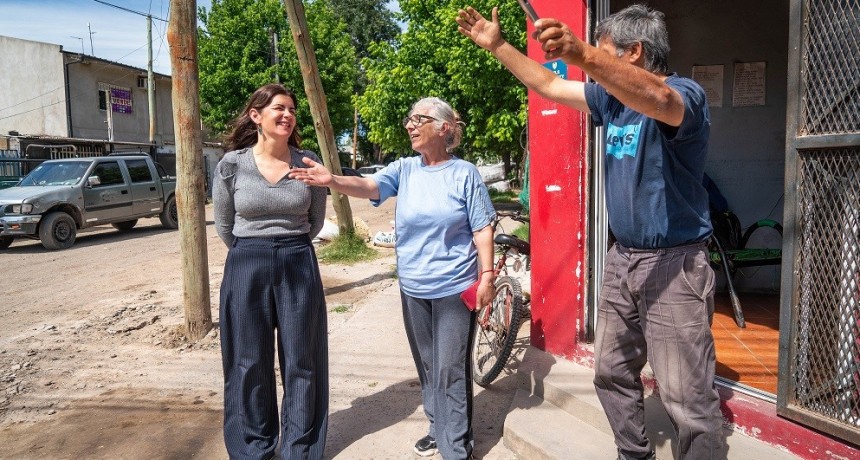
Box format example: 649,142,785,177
414,435,438,457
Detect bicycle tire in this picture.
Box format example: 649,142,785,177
471,276,525,387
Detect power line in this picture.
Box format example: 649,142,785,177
92,0,167,21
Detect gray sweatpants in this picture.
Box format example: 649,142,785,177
401,291,475,460
594,242,723,460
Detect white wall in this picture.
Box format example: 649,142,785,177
0,36,68,137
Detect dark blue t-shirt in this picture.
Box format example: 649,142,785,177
585,74,712,249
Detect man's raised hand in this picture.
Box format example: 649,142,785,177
456,7,504,52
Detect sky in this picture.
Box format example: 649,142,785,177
1,1,401,76
1,0,207,75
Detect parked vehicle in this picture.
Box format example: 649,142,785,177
357,164,385,175
0,154,177,250
341,167,362,177
326,167,362,195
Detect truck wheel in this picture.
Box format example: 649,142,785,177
160,196,179,229
0,236,12,249
111,219,138,231
39,212,77,250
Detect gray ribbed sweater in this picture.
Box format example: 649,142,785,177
213,147,328,247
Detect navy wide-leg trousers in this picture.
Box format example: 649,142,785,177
220,235,328,460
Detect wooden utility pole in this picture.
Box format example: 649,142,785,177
352,106,358,169
282,0,354,235
167,0,212,341
147,15,157,143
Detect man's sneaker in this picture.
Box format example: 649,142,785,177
414,435,438,457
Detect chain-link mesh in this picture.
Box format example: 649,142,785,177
799,0,860,135
794,149,860,429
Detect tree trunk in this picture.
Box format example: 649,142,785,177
167,0,212,341
282,0,355,235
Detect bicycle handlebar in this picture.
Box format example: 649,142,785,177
494,210,529,224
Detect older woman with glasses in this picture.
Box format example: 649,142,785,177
290,97,495,460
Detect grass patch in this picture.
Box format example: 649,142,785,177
330,304,351,313
488,189,518,204
318,232,377,264
512,223,530,242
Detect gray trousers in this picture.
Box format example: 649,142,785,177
401,291,475,460
594,242,723,460
220,236,329,460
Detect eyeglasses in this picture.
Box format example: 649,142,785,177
401,114,439,128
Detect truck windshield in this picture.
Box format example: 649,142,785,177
19,162,90,186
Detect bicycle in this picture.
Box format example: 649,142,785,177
471,210,531,387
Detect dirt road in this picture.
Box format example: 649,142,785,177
0,197,412,459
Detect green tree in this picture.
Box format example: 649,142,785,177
356,0,527,176
198,0,357,152
326,0,400,166
327,0,399,60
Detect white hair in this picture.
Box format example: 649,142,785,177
410,97,464,151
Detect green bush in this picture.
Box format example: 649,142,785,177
318,232,377,264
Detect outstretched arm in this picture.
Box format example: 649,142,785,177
533,17,684,126
458,6,685,126
289,157,380,200
457,7,588,113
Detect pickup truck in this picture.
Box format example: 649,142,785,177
0,154,178,250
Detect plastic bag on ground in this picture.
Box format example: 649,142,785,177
373,231,396,247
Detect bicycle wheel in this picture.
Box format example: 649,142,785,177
471,276,525,387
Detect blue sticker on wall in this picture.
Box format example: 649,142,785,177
543,60,567,79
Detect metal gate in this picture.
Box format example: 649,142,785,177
778,0,860,445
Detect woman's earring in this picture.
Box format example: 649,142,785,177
256,124,262,135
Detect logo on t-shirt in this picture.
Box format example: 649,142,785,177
605,122,641,160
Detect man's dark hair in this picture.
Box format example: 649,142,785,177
595,4,670,75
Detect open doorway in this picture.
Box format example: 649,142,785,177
590,0,791,397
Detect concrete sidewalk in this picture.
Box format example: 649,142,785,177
323,268,520,460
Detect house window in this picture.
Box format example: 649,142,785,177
98,82,133,114
137,76,147,89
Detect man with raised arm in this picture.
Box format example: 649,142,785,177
457,5,722,460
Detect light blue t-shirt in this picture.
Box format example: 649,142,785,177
370,155,495,298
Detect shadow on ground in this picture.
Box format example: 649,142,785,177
324,379,422,459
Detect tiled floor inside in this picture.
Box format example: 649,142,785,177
713,293,781,394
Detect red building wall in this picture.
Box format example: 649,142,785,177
527,0,590,359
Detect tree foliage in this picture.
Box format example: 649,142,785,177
327,0,400,60
325,0,400,164
355,0,527,174
198,0,357,152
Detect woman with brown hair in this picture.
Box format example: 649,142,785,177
213,83,328,460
